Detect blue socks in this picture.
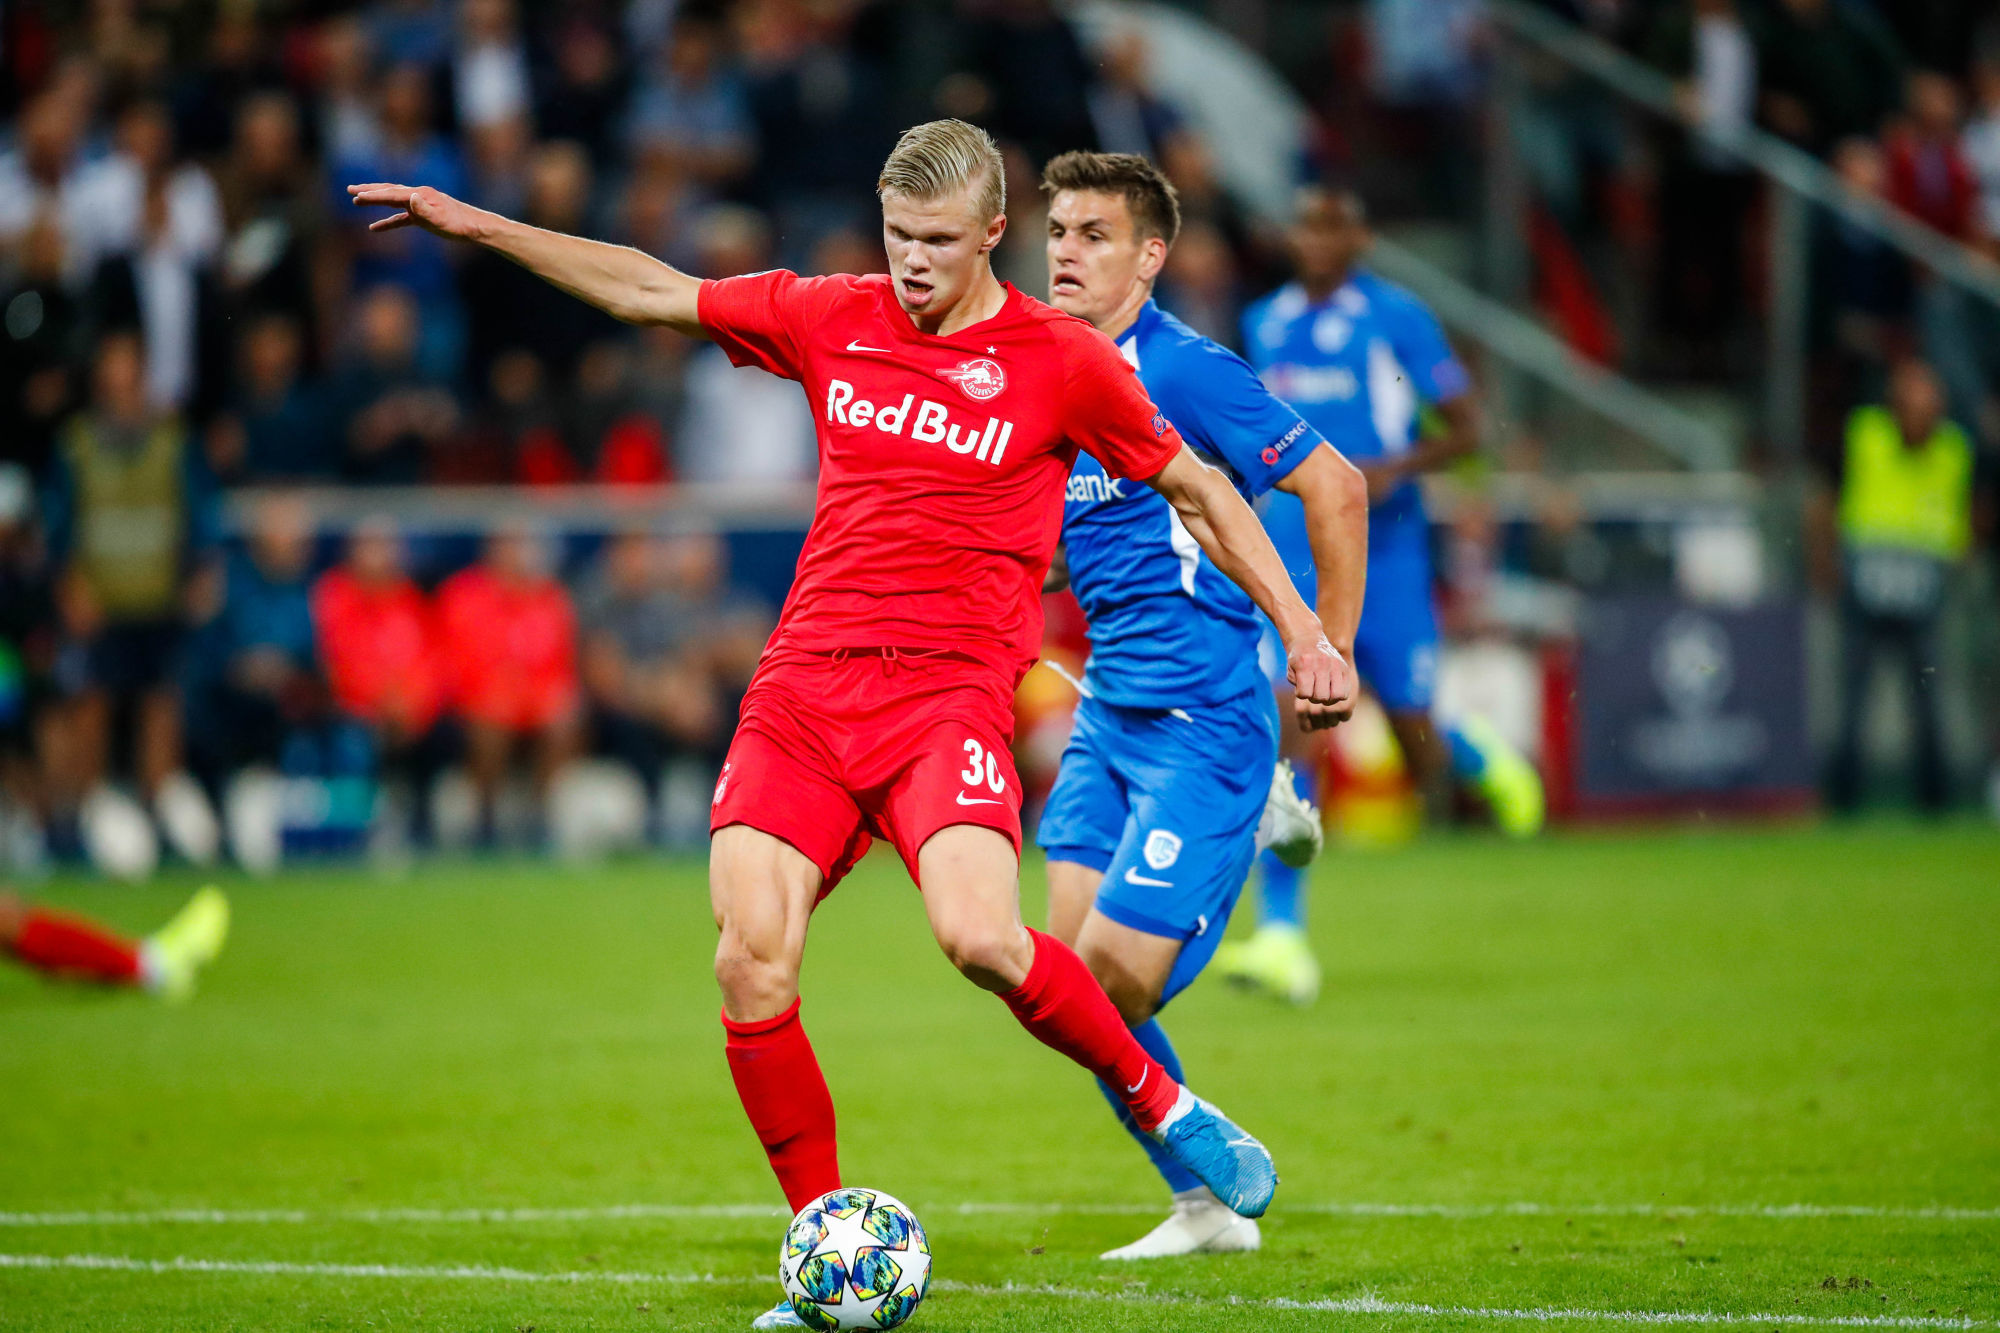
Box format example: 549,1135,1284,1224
1445,724,1487,783
1097,1018,1200,1193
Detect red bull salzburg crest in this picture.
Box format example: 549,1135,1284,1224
940,358,1008,401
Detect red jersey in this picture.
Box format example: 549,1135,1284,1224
697,271,1184,674
312,569,446,733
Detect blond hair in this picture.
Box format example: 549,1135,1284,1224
877,119,1006,223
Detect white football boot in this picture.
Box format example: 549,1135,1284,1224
1098,1187,1262,1260
1254,759,1322,869
750,1297,808,1329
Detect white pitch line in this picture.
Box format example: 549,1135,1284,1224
0,1252,1988,1331
3,1201,1994,1228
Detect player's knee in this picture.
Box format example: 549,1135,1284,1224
935,919,1030,992
713,930,797,1016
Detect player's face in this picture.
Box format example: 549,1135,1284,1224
1290,194,1367,287
881,187,1006,322
1044,189,1166,329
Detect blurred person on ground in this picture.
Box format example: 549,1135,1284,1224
577,527,770,838
1756,0,1905,154
436,523,581,848
328,284,461,483
208,313,336,483
626,10,754,192
314,518,449,844
1821,359,1976,814
1,883,228,1002
40,331,222,868
1224,187,1545,1005
675,206,817,485
0,467,58,872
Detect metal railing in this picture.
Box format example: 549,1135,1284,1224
1484,0,2000,463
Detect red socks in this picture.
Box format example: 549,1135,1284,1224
722,999,840,1215
8,909,143,985
999,928,1180,1132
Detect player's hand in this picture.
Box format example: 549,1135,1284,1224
1286,633,1357,732
346,183,482,240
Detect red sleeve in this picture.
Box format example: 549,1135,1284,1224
696,270,822,382
1056,322,1186,481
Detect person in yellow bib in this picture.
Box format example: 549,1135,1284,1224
1825,358,1974,813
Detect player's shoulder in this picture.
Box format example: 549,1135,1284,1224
1015,288,1108,345
1351,269,1429,321
1244,281,1310,331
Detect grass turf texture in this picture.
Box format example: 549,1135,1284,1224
1,823,1995,1331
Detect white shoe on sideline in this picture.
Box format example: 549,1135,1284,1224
1254,759,1322,868
1098,1188,1262,1260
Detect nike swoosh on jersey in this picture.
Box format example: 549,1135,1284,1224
1123,868,1173,888
846,339,892,354
955,793,1005,806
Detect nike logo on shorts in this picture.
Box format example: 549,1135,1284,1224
846,339,892,354
955,793,1005,806
1123,868,1173,888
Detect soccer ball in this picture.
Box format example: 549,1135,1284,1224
778,1187,930,1330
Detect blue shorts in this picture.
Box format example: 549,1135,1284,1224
1036,690,1276,1008
1257,510,1438,714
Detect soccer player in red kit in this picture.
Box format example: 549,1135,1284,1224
352,119,1354,1322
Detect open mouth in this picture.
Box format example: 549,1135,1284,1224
1051,274,1084,295
900,277,933,301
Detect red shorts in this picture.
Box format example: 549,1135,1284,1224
710,647,1022,892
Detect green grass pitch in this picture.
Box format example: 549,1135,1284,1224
2,823,1996,1330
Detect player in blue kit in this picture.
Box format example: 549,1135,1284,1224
1220,187,1545,1006
1036,153,1370,1258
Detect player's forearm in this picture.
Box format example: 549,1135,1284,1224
1283,446,1368,656
470,211,704,335
1153,450,1321,647
1410,395,1481,475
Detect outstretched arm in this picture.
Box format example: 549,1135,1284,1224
1273,444,1368,665
1144,447,1357,729
346,184,706,336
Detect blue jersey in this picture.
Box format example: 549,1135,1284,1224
1060,300,1325,707
1242,271,1470,556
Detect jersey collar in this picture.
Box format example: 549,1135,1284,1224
1114,298,1163,352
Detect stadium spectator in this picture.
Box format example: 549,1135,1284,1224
1755,0,1905,154
329,60,465,371
212,92,326,345
313,16,386,166
1960,54,2000,251
533,16,633,170
1807,139,1914,448
313,517,449,841
0,467,57,872
450,0,533,134
675,206,817,484
1823,359,1975,813
327,284,461,484
0,93,86,258
1084,29,1182,163
1884,72,1982,243
625,11,755,190
0,211,88,481
462,140,625,389
210,314,335,483
39,331,220,863
189,492,360,785
577,528,722,827
435,523,581,846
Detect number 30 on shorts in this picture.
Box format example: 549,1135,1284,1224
960,739,1007,794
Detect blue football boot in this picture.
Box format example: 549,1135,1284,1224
1151,1089,1279,1218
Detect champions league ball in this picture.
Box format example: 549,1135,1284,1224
778,1187,930,1330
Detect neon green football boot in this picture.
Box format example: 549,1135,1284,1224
1459,716,1545,839
1214,923,1321,1007
140,885,231,1002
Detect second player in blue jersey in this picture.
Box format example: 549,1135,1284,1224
1035,152,1369,1260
